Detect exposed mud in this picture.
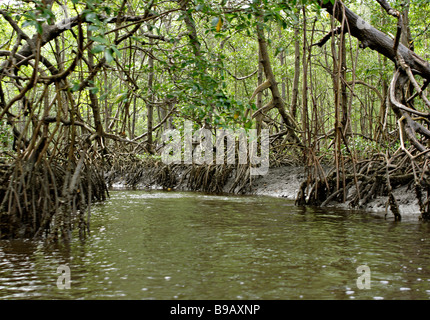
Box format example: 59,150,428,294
108,165,422,221
247,166,421,221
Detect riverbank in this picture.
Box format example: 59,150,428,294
244,166,421,221
108,165,422,221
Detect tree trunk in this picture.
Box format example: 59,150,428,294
147,35,155,154
302,7,309,158
256,16,302,147
291,24,301,120
256,48,264,137
401,0,413,51
340,31,349,137
86,29,104,141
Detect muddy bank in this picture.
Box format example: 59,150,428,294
107,165,422,221
247,166,421,221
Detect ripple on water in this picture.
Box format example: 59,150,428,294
1,190,430,299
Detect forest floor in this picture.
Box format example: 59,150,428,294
109,165,422,221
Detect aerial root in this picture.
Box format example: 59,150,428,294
0,155,107,240
296,150,430,221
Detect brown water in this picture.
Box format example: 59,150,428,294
1,190,430,300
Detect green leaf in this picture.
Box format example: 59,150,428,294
88,86,99,94
244,121,253,129
88,25,99,32
104,48,114,63
91,44,106,54
115,92,128,103
102,6,112,15
22,20,34,28
71,81,81,92
85,12,98,23
36,23,43,35
111,45,121,59
90,36,108,44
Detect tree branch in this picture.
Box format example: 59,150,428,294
320,0,430,80
375,0,400,18
313,26,345,47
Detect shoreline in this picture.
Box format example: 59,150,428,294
108,165,422,221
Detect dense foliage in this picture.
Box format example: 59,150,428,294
2,0,430,239
2,0,423,159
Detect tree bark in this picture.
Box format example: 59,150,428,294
320,1,430,80
147,33,155,154
291,24,301,120
256,48,264,137
320,0,430,158
401,0,413,50
256,17,302,147
340,31,349,137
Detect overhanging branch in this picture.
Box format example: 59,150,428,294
320,0,430,80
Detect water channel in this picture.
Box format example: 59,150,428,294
1,190,430,300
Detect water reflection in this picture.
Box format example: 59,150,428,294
1,190,430,300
